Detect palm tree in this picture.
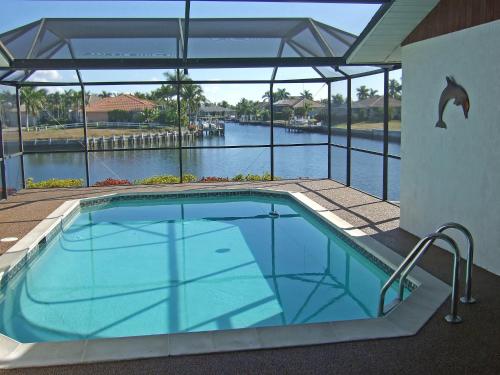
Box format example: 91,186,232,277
20,87,46,129
388,79,402,100
99,91,114,98
300,90,313,100
275,88,290,101
134,92,148,100
356,85,370,101
63,89,82,122
181,83,206,124
331,94,345,106
236,98,252,120
369,88,378,97
262,90,271,102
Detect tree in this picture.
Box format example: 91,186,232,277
389,79,402,100
356,85,370,100
275,88,290,101
332,94,345,106
138,108,159,123
62,89,82,122
236,98,251,118
300,90,313,100
134,92,148,100
182,83,206,124
369,88,378,98
99,91,114,98
262,91,271,102
20,87,46,129
150,84,176,102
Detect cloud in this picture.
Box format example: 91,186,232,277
29,70,63,82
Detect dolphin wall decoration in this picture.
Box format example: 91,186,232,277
436,76,470,129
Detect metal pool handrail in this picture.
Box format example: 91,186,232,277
378,232,463,324
398,223,475,305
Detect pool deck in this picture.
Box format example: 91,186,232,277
0,179,498,374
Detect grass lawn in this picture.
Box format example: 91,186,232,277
333,120,401,131
5,127,177,141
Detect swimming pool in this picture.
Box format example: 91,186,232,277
0,189,449,368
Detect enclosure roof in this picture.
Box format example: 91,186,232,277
0,17,358,71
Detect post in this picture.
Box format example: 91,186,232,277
270,82,274,180
80,82,90,187
346,78,352,186
327,81,332,179
0,118,6,199
176,71,183,182
383,69,389,200
15,87,25,188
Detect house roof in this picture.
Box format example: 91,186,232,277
347,0,439,64
199,105,235,113
85,94,156,113
274,97,325,109
352,95,401,109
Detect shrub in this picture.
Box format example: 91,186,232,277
232,174,244,182
93,178,131,187
199,176,230,183
182,174,197,183
26,178,83,189
244,174,262,181
134,175,180,185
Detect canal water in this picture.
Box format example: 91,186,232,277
23,122,401,200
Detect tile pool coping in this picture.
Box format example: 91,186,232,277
0,188,450,369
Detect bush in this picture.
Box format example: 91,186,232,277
243,172,273,181
93,178,131,187
134,175,180,185
182,174,197,183
232,174,245,182
199,176,230,183
26,178,83,189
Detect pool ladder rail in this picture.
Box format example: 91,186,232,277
378,223,476,324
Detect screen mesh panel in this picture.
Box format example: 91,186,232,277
0,18,356,63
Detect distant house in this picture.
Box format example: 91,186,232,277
352,96,401,121
85,94,157,122
4,104,36,128
199,104,236,118
273,96,325,118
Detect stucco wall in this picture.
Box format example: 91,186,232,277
86,112,108,123
400,20,500,275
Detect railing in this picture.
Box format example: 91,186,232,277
378,223,476,324
398,223,475,305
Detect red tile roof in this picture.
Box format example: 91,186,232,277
86,94,156,113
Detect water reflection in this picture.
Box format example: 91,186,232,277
23,122,400,199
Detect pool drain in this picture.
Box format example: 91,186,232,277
269,211,280,218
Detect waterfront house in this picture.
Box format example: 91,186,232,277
198,104,236,119
352,96,401,122
85,94,156,122
273,96,325,122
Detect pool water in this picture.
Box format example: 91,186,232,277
0,195,406,343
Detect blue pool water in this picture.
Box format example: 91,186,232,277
0,194,405,343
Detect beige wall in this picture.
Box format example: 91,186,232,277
86,112,108,123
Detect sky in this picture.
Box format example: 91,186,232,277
0,1,400,104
